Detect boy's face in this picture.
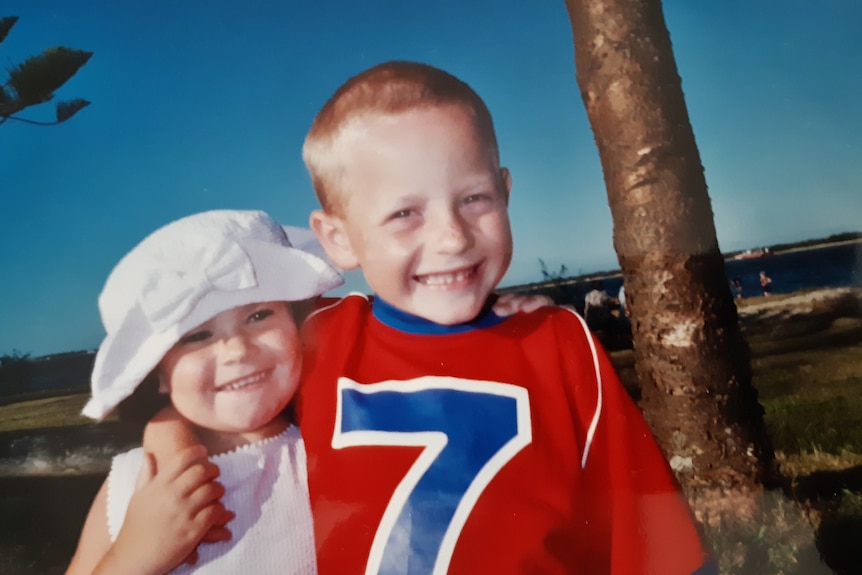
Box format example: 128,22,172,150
312,105,513,325
157,301,301,435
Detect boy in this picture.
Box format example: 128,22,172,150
297,61,713,574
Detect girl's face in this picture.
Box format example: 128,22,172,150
158,301,302,442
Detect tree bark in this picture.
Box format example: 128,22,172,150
563,0,776,520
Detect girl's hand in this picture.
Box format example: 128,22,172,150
141,406,232,564
95,445,233,575
492,292,554,316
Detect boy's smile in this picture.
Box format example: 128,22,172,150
313,104,513,325
415,263,479,287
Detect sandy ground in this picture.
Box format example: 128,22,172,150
737,286,861,321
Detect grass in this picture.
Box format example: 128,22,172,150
718,296,862,575
0,393,93,433
750,316,862,457
606,289,862,574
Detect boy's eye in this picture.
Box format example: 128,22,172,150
248,308,275,323
390,208,414,219
463,193,490,205
178,330,211,345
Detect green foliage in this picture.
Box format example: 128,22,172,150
0,350,31,394
0,16,92,126
533,258,582,306
56,97,90,122
0,16,17,44
0,349,30,366
8,47,92,104
538,258,568,281
765,232,862,255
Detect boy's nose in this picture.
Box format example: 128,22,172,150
435,211,473,253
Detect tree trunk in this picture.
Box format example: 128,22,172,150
563,0,776,524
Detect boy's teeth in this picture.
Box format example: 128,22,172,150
221,371,266,391
421,268,473,285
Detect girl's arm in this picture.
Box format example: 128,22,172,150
66,446,232,575
66,479,112,575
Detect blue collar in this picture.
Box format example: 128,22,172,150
371,296,505,335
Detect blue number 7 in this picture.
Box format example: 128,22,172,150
333,376,532,575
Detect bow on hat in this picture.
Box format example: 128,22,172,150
138,241,258,331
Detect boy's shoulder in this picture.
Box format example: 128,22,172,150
505,305,598,355
308,292,372,321
303,293,372,342
510,304,590,333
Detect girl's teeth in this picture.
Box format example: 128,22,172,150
221,371,266,391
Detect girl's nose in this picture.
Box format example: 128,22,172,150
220,333,255,363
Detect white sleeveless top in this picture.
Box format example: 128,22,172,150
106,425,317,574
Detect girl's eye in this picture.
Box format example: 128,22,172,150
390,208,414,219
248,308,274,323
178,330,211,345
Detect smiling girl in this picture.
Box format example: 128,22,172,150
66,210,342,575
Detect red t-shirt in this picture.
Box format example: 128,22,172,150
297,295,709,574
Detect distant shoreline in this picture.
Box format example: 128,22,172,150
499,237,859,295
769,237,862,256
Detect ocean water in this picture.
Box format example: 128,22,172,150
528,241,861,308
724,242,861,298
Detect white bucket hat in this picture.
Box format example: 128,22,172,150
83,209,343,420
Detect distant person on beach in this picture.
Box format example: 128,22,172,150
143,61,711,574
66,210,343,575
584,280,618,333
760,270,773,297
617,283,629,317
731,276,743,300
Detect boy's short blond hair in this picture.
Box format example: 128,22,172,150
303,61,500,216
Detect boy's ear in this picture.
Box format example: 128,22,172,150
500,167,512,205
309,210,360,270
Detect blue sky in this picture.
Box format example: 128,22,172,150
1,1,860,357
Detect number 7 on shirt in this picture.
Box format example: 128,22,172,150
333,376,533,575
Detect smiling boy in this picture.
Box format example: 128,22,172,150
306,96,512,326
297,61,714,574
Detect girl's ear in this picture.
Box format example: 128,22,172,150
309,210,360,270
156,371,170,394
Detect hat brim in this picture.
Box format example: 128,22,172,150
83,239,342,420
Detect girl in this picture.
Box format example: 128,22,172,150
66,209,343,575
